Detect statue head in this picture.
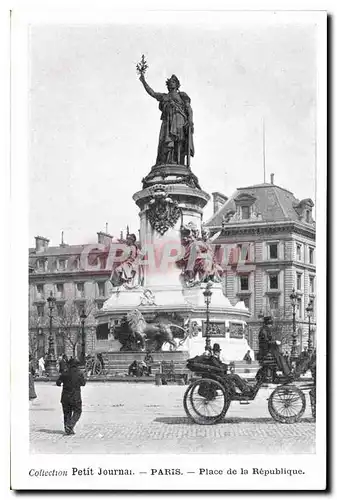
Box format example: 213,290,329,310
166,74,180,91
126,233,137,245
201,227,210,241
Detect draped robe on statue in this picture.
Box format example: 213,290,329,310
155,91,194,165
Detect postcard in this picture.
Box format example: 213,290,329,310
10,5,327,491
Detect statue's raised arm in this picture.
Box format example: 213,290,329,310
139,73,164,101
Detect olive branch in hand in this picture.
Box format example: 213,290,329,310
136,54,148,76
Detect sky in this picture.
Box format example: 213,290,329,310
29,17,317,246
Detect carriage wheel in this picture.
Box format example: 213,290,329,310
268,385,306,424
183,378,230,425
85,359,93,374
309,387,316,419
94,359,103,375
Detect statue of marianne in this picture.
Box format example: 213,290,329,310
139,72,195,167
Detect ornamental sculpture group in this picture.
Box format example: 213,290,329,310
109,223,223,292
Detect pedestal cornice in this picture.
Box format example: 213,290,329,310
133,184,210,209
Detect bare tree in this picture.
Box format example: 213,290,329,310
56,299,96,358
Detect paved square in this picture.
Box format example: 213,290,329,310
30,382,315,454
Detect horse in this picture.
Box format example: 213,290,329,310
126,309,178,352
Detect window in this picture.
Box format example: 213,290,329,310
76,301,86,314
297,297,303,318
97,282,105,297
37,304,45,317
241,206,250,219
237,243,251,262
239,275,249,291
56,283,64,297
57,304,64,316
58,259,66,271
72,258,79,270
296,244,302,261
269,296,279,311
309,276,315,294
296,273,302,291
76,282,85,297
269,274,278,290
309,247,314,264
36,259,46,271
268,243,278,259
36,284,44,294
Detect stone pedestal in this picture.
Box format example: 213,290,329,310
133,164,210,289
96,163,253,360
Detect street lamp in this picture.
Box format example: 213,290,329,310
290,288,299,361
45,291,58,377
80,309,87,365
203,283,213,353
306,300,314,355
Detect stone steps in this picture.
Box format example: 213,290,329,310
95,351,190,376
90,352,260,378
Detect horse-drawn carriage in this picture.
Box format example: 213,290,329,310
183,348,316,425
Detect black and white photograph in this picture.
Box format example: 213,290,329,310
9,6,327,491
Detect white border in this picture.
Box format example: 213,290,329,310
9,4,327,492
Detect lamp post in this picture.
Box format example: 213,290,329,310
45,292,58,377
290,288,299,361
306,300,314,355
203,284,213,353
80,309,87,365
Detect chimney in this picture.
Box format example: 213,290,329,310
97,231,114,246
60,230,68,247
35,236,49,252
270,173,274,184
212,192,228,214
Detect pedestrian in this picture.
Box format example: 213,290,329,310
29,354,37,401
97,353,105,372
143,351,153,376
38,355,45,377
243,349,252,364
56,358,86,435
59,354,68,373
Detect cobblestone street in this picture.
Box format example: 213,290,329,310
30,382,315,454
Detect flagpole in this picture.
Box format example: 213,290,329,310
262,117,266,183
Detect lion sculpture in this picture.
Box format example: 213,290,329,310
114,309,179,352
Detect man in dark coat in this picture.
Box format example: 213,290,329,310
59,354,68,374
56,359,86,435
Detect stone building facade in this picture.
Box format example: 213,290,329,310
205,177,316,355
28,231,121,359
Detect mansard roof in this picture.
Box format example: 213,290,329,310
205,182,315,227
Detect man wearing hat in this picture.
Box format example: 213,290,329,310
212,343,253,395
212,343,229,363
56,358,86,435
